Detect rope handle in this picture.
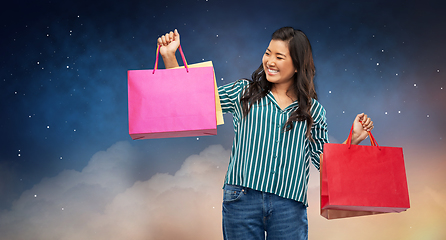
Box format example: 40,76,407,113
153,44,189,74
347,121,380,150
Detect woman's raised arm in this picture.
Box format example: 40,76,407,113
157,29,181,69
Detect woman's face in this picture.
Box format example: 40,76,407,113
262,39,297,87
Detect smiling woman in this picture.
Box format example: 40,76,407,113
263,40,298,109
263,40,297,86
241,27,319,140
157,26,374,240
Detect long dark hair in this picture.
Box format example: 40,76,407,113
240,27,317,140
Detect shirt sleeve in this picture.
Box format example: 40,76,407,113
308,99,329,171
217,79,248,115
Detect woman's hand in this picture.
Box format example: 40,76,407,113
349,113,374,145
157,29,180,68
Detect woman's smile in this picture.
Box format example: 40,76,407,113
262,39,297,86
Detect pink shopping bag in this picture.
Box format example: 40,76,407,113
128,45,217,140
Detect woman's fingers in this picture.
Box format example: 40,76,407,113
157,29,180,47
158,32,173,46
360,114,374,131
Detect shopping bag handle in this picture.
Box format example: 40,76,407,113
153,44,189,74
347,121,380,150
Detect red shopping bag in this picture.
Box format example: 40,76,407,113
128,45,217,140
320,124,410,219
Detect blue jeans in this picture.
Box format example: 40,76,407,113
222,184,308,240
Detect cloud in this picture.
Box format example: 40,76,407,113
0,162,22,209
0,142,230,240
2,141,446,240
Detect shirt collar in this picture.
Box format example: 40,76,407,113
267,91,299,112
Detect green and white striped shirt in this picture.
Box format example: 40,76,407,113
218,79,329,206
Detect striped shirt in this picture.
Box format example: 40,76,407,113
218,79,329,206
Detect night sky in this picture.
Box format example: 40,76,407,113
1,0,445,239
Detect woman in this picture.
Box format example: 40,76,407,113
158,27,373,240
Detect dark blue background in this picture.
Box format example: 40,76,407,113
1,1,445,238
